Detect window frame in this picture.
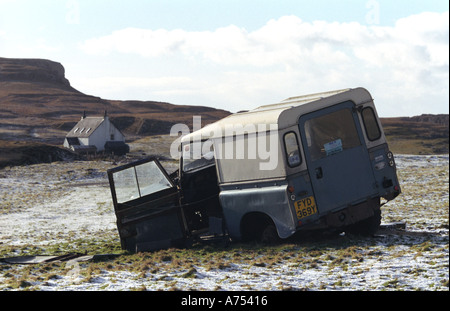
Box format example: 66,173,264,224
181,141,216,173
361,106,382,141
283,131,302,168
111,159,174,204
303,108,361,161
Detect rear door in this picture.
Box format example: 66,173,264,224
299,101,377,214
107,158,187,252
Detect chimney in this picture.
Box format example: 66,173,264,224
104,110,108,119
81,110,86,120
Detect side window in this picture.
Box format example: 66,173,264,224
284,132,301,167
182,141,215,172
361,107,381,141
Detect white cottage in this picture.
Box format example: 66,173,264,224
64,111,129,155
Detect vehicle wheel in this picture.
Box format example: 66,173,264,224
241,213,280,244
346,209,381,236
260,224,281,244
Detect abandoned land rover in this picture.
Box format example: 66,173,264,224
107,87,401,252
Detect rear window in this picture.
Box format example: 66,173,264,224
361,107,381,141
304,108,361,161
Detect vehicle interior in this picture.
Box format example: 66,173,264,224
179,142,223,235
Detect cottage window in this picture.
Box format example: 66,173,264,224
74,128,79,133
86,128,91,134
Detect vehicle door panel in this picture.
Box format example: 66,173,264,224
299,101,378,214
107,158,186,252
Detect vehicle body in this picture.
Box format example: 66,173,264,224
107,88,401,252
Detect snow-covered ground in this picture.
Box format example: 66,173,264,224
0,155,448,291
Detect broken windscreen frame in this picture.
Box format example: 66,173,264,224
111,160,174,204
107,158,186,253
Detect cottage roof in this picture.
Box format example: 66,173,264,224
66,117,105,138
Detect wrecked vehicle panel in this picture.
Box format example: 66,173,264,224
107,158,187,252
108,87,401,252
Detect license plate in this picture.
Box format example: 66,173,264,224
294,196,317,220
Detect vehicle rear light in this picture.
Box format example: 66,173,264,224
387,151,395,166
288,186,295,193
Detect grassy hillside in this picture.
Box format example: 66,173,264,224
381,115,449,155
0,57,230,143
0,57,448,168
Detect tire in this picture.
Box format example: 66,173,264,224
260,224,281,244
241,213,281,244
346,209,381,236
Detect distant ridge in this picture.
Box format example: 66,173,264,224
0,57,448,155
0,57,230,143
0,57,71,87
380,114,448,154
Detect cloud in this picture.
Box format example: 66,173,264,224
81,13,449,68
71,75,199,101
79,12,449,116
80,16,358,67
81,28,185,57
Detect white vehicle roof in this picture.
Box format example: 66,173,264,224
181,87,373,143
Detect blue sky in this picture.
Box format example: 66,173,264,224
0,0,448,117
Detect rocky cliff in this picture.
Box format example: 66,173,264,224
0,57,230,143
0,57,71,87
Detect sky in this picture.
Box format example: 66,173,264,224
0,0,448,117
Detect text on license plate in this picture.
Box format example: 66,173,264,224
294,196,317,220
